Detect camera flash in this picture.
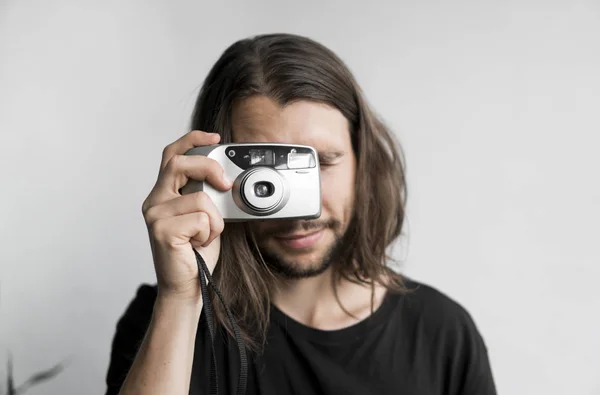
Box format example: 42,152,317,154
287,152,315,169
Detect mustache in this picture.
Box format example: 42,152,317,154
260,219,340,238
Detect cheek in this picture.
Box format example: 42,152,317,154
320,168,356,216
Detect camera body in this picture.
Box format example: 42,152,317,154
181,143,321,222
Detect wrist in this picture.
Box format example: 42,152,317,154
155,288,204,312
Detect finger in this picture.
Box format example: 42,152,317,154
148,155,233,208
144,191,225,247
161,153,232,191
160,130,220,170
151,211,212,248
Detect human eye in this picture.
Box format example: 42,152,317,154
318,151,343,167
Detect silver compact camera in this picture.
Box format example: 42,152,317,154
181,143,321,221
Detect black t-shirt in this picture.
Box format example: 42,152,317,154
106,279,496,395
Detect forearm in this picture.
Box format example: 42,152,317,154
118,294,202,395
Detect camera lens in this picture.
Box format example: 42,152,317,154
233,167,290,216
254,181,274,198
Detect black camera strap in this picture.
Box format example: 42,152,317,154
193,247,248,395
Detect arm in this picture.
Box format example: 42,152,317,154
107,130,230,394
105,285,203,395
118,295,202,395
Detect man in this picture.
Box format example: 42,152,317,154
106,33,496,395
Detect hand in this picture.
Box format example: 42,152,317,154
141,131,233,301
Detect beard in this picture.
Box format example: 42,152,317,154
261,234,344,279
252,218,345,279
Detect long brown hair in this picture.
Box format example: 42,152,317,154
190,33,408,352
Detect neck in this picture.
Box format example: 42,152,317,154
271,268,388,331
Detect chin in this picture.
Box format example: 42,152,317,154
258,230,343,279
264,254,333,279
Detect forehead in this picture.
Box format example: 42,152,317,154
231,96,351,151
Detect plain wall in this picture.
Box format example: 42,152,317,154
1,0,599,394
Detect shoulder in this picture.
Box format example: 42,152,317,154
388,277,497,394
105,284,158,393
115,283,158,332
394,277,479,337
110,283,158,345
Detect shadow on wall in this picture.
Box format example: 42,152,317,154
1,288,67,395
4,353,65,395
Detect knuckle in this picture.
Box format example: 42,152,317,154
143,205,158,224
212,159,225,174
141,194,158,217
166,154,184,170
150,219,167,240
202,156,217,170
141,198,150,215
214,216,225,233
196,211,209,226
193,191,209,208
161,145,174,162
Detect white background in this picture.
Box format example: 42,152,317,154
1,0,599,394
